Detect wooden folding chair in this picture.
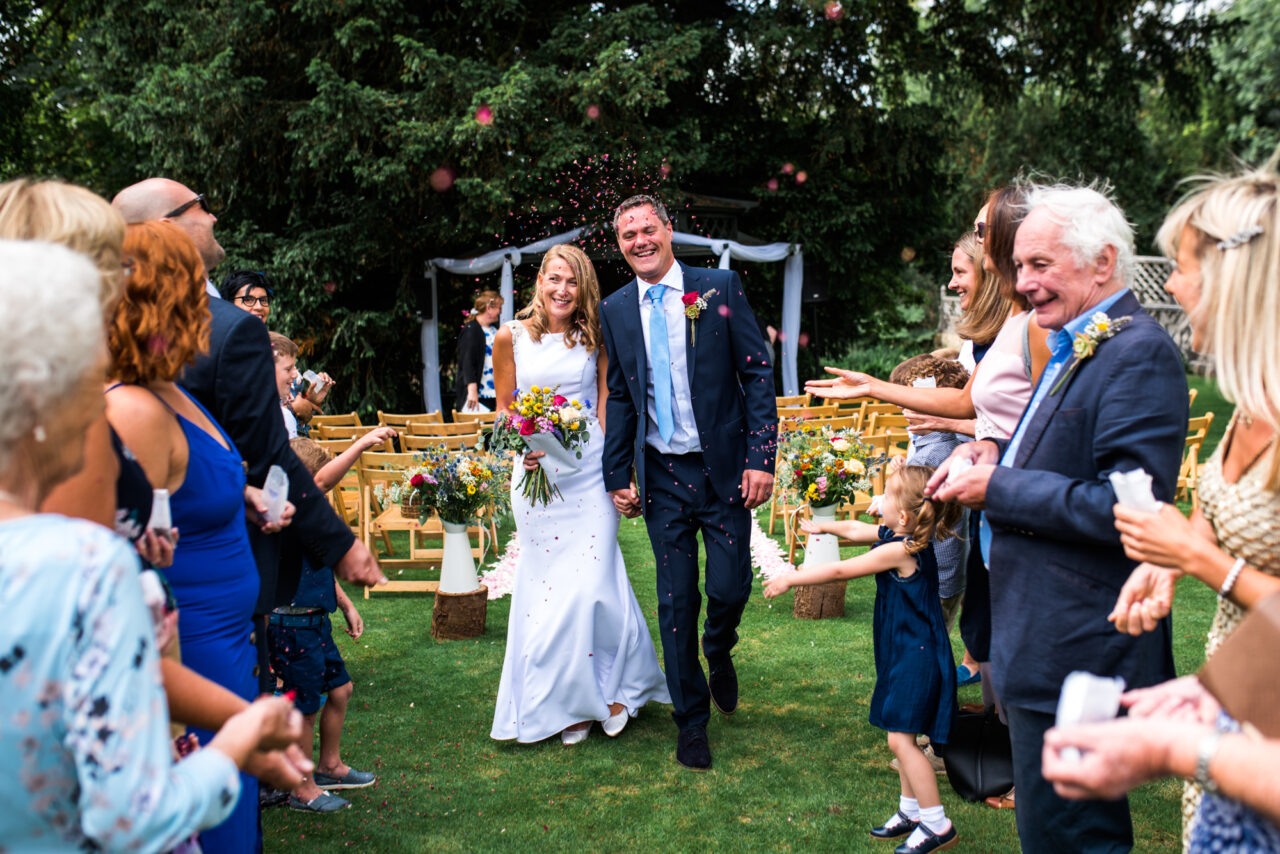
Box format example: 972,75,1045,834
402,421,482,437
357,453,487,596
402,433,483,452
1178,412,1215,507
867,411,909,434
317,423,395,452
1188,388,1198,410
453,410,499,429
310,411,362,429
377,410,443,429
775,393,810,409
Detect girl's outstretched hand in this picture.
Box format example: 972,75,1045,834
763,574,794,599
797,518,823,535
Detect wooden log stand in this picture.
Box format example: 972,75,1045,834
431,584,488,640
792,580,847,620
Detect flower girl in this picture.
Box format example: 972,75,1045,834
765,466,962,854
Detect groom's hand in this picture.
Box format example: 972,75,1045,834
609,486,642,518
740,469,774,510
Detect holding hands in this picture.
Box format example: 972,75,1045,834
609,485,642,518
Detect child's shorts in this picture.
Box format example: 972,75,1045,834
267,611,351,715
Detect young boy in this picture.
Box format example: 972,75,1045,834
886,353,971,632
270,432,394,812
269,331,301,439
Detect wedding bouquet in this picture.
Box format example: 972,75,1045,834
491,384,592,506
395,446,509,524
775,424,878,508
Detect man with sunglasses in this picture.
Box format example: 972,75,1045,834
114,179,224,296
112,178,388,694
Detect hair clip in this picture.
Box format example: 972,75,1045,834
1216,225,1264,251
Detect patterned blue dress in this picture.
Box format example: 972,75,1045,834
160,388,261,852
1188,711,1280,853
867,526,958,745
0,515,240,850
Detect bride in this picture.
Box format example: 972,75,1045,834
490,244,670,745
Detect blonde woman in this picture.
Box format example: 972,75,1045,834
490,244,670,746
1074,150,1280,850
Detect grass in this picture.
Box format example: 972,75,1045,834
264,494,1219,852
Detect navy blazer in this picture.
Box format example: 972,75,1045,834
984,292,1185,713
180,298,355,611
599,262,777,505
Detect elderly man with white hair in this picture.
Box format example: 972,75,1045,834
927,183,1187,854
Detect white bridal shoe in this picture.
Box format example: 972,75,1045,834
561,725,590,745
602,707,630,738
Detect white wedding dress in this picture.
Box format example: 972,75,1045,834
491,320,670,742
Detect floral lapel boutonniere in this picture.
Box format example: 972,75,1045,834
1049,311,1133,395
682,288,718,347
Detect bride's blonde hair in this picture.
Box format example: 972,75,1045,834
516,244,602,352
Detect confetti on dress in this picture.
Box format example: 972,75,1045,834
481,532,519,599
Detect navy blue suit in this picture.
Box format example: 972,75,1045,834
600,262,777,728
984,292,1184,853
180,298,355,616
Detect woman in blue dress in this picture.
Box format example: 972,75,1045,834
105,221,293,852
765,466,963,854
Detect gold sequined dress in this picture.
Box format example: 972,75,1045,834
1182,412,1280,848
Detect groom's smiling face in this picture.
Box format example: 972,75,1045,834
616,204,676,284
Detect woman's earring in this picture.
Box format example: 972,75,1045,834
33,425,47,442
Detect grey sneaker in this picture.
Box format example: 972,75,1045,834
313,767,376,790
288,791,351,812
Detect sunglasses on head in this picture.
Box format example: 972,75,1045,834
975,222,987,240
164,193,212,219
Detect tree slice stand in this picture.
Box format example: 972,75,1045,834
431,584,488,640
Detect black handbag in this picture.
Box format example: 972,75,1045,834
943,709,1015,802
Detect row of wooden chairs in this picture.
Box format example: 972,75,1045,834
310,409,499,430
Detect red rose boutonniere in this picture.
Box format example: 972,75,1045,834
682,288,717,346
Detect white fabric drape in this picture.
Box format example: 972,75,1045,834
423,229,584,411
420,227,803,411
673,232,804,395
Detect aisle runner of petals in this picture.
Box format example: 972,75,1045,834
481,517,794,601
481,532,519,599
751,516,797,582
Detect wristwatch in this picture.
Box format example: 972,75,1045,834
1194,729,1223,796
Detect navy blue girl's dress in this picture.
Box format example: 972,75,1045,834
153,387,260,852
868,526,957,746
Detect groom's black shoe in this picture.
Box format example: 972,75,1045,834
676,725,712,771
705,651,738,716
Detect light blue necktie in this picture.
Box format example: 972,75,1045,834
647,284,675,443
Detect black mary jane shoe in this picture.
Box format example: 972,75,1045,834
869,810,918,840
893,823,958,854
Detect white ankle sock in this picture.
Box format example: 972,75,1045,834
898,795,920,820
918,804,948,833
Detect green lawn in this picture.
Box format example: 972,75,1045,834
264,497,1217,852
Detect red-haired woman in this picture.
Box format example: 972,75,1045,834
105,221,293,852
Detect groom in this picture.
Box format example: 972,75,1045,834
599,195,778,770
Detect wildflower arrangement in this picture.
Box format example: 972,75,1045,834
396,445,509,524
491,384,592,506
775,424,878,508
1050,311,1133,394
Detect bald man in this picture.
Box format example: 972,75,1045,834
112,179,386,695
112,178,225,295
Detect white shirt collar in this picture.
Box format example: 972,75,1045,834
636,261,684,304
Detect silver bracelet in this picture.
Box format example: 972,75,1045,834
1195,729,1223,796
1218,557,1246,601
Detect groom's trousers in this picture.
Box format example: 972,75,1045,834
643,446,753,729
